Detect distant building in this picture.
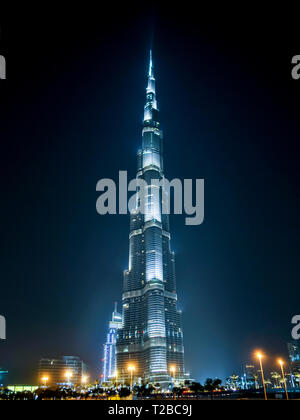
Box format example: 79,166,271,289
287,341,300,366
0,368,8,386
7,385,38,393
242,363,259,389
102,302,122,383
38,356,87,386
287,340,300,388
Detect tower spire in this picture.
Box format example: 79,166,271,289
144,50,158,121
149,49,153,79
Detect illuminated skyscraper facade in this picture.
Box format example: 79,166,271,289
116,52,185,386
102,303,122,383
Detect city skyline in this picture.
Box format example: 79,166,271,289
1,8,300,386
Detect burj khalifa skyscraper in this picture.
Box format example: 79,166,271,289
116,52,185,387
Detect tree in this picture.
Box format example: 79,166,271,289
271,371,281,388
229,374,239,390
173,386,183,397
204,378,223,392
189,382,204,393
134,384,155,397
264,379,272,389
107,389,117,399
204,378,214,392
118,387,131,399
212,378,222,390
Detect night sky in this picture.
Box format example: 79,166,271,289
1,5,299,384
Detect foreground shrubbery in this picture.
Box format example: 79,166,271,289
0,378,224,400
0,386,132,400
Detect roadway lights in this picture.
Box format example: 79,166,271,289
128,364,136,392
278,359,289,400
256,352,267,400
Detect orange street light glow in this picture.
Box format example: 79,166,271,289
278,358,289,400
82,375,88,384
255,350,267,400
128,364,135,392
41,376,49,387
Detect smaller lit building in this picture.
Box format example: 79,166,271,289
287,341,300,367
7,385,38,393
102,302,122,383
0,368,8,386
287,341,300,387
38,356,87,387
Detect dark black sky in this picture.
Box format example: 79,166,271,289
1,4,299,384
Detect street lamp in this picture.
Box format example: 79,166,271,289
128,365,135,392
82,375,89,387
65,370,73,387
170,365,176,400
256,352,267,400
170,365,176,386
114,370,118,387
41,376,49,388
278,359,289,400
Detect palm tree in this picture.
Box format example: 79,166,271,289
271,371,281,388
293,372,300,387
229,375,239,390
264,378,272,389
